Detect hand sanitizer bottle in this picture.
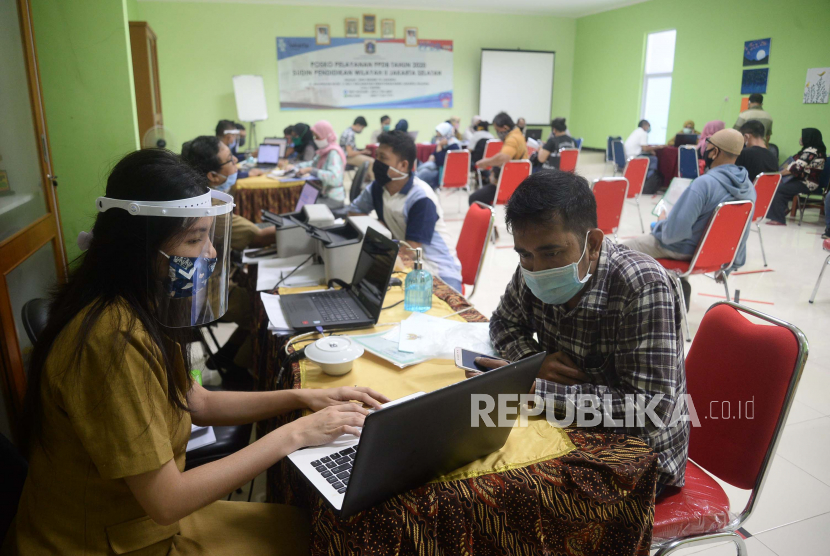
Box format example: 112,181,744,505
404,247,432,312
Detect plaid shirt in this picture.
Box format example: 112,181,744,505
339,127,357,151
490,239,689,486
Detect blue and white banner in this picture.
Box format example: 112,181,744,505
276,37,453,110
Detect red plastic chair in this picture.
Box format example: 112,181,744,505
809,238,830,303
591,177,629,242
655,200,754,340
440,150,471,191
476,139,504,186
456,201,495,298
749,173,782,267
623,157,649,233
652,301,807,556
527,145,538,158
494,160,532,206
558,148,579,173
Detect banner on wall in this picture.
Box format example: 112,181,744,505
276,37,453,110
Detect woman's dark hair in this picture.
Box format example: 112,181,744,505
378,130,416,173
293,123,315,151
21,149,209,454
354,116,368,127
394,119,409,132
181,136,222,174
476,120,490,131
283,125,295,137
505,170,597,243
493,112,515,129
551,118,568,132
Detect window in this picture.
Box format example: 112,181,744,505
640,30,677,145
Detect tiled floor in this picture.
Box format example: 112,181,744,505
209,150,830,554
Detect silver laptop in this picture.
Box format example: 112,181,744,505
407,130,419,141
256,143,280,168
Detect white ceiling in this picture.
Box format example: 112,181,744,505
138,0,653,18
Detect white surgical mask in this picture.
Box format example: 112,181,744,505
314,138,329,149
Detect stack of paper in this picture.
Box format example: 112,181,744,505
256,255,324,291
242,247,279,265
187,425,216,452
260,293,294,335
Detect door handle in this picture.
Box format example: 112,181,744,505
47,174,58,187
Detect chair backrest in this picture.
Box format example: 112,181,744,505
495,160,532,205
606,136,621,162
558,148,579,173
456,201,494,287
440,150,470,189
470,137,490,166
349,161,369,202
678,145,700,179
819,163,830,192
527,145,538,158
479,140,504,170
574,138,583,151
21,298,49,345
623,157,649,199
1,433,28,542
752,173,782,222
686,302,806,496
591,178,629,235
612,140,626,171
687,200,754,275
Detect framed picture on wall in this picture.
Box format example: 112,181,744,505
381,19,395,38
404,27,418,47
315,24,330,45
363,14,376,34
345,18,358,38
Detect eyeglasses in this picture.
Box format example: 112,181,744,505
218,157,235,167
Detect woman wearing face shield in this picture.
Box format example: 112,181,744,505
5,149,388,555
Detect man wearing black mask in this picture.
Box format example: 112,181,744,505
347,131,462,291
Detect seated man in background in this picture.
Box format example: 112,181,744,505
624,120,660,178
534,117,575,171
182,136,276,385
734,93,773,144
516,117,527,137
480,171,689,495
624,129,755,306
234,122,248,152
215,119,263,179
736,119,779,182
339,116,374,182
283,125,297,159
471,112,528,206
348,130,463,291
370,114,392,143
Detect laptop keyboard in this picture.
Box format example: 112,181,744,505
310,447,356,494
312,292,359,322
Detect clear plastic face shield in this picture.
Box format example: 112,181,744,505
95,190,235,328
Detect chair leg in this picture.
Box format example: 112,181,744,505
809,254,830,303
721,272,731,302
798,196,807,226
654,531,747,556
757,223,767,267
670,272,691,342
635,197,645,233
247,475,256,502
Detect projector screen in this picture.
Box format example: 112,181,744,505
479,49,555,126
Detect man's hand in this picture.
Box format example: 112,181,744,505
465,356,508,379
538,352,590,386
248,168,265,177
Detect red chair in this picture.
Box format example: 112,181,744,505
652,301,807,556
809,238,830,303
476,139,504,186
527,145,538,158
440,150,471,191
456,201,495,298
623,157,649,233
494,160,532,206
591,178,629,242
558,148,579,173
655,200,754,340
748,173,782,267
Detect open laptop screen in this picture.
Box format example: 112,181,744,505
295,183,320,212
258,144,281,164
351,228,398,320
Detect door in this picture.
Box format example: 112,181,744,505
0,0,67,440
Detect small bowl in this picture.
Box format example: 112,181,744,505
305,336,365,376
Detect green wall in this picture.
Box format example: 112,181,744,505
570,0,830,156
134,2,576,147
32,0,139,261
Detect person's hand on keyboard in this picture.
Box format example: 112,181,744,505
288,404,369,446
298,386,391,412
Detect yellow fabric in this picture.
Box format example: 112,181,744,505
285,285,576,481
230,214,261,251
234,176,305,190
501,127,528,160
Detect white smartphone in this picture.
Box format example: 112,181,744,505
453,348,508,373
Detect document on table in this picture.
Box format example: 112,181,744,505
653,177,692,217
256,254,321,291
187,425,216,452
260,293,294,334
242,247,279,265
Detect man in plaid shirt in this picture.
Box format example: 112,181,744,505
484,171,690,491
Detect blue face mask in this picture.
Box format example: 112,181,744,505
520,233,593,305
229,140,238,151
161,252,217,298
215,171,238,192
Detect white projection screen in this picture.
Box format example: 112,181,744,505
479,49,555,126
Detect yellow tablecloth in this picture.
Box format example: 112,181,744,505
235,175,305,190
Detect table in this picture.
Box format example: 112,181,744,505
233,175,306,223
365,143,436,164
655,146,679,189
250,275,658,555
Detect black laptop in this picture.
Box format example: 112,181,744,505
525,128,542,141
280,227,397,331
287,352,545,517
674,133,699,147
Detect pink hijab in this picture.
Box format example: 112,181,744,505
698,120,725,154
311,120,346,169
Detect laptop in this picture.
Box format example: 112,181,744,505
294,182,321,212
256,143,281,168
287,352,545,517
526,129,542,141
407,130,419,142
674,133,699,147
280,227,397,331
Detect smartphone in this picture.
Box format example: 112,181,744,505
248,246,277,258
454,348,508,373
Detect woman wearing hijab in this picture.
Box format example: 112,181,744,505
766,128,827,226
394,119,409,132
415,122,461,189
291,122,317,162
668,120,700,146
287,120,347,208
697,121,725,156
464,115,481,142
